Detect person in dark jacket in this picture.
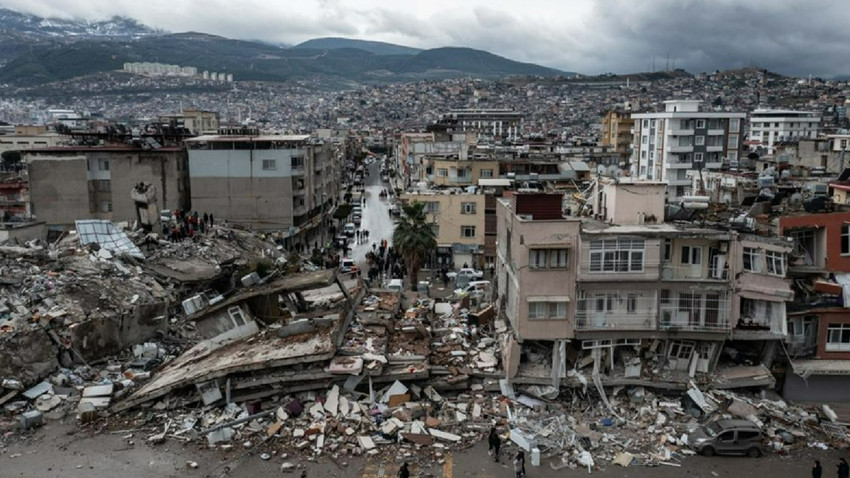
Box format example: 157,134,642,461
813,460,822,478
838,458,849,478
515,450,526,477
488,427,501,462
398,462,409,478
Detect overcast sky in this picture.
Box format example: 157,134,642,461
2,0,848,77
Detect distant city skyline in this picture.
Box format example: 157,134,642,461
1,0,849,78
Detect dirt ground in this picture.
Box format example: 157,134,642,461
1,419,847,478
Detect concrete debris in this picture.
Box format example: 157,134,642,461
1,228,848,472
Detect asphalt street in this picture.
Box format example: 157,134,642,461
350,160,395,281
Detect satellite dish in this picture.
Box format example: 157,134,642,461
597,165,606,175
607,165,619,176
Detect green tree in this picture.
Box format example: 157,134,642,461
392,201,437,290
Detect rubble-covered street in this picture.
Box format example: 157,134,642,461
0,171,848,478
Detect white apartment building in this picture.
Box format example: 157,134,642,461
632,100,745,202
749,109,821,155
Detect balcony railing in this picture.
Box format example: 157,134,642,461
575,296,657,331
661,264,729,281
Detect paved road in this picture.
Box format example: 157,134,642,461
351,160,395,277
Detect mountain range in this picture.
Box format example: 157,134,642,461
0,8,570,86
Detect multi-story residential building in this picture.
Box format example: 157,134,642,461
24,145,189,230
779,211,850,400
0,176,28,220
438,109,523,141
601,110,634,162
0,125,68,155
395,132,470,186
495,179,791,389
158,109,220,135
496,192,579,377
186,135,340,241
631,100,745,202
400,190,486,268
749,109,821,155
426,158,499,187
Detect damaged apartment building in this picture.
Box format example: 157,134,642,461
495,179,793,393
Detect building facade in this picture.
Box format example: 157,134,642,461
631,100,745,202
400,191,486,268
186,135,340,238
601,110,634,162
24,146,189,229
749,109,821,155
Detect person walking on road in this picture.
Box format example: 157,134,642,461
514,451,525,478
813,460,823,478
488,427,501,463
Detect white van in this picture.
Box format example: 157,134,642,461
387,279,404,293
343,223,356,237
463,280,491,298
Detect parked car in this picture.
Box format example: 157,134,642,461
352,214,362,226
461,280,491,298
446,268,485,280
343,223,357,237
687,419,764,457
335,235,349,248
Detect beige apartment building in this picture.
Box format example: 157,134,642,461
427,158,499,187
495,180,791,388
0,125,69,155
600,110,634,161
24,146,189,229
400,191,486,268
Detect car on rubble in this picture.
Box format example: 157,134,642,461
687,419,764,458
340,258,358,275
446,268,485,280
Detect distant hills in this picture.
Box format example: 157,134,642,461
293,37,422,56
0,8,569,86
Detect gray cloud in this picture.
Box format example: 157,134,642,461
0,0,848,76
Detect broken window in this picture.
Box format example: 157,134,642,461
228,306,247,327
668,340,695,360
764,250,785,276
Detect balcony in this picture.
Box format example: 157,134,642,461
668,145,694,153
575,296,657,331
660,264,729,281
658,295,731,333
706,145,724,153
707,129,725,136
669,128,694,136
666,158,693,169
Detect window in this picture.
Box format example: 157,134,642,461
528,301,567,319
98,180,111,192
437,168,448,177
664,239,672,261
678,136,693,147
642,135,648,144
680,119,690,129
430,223,440,237
626,294,637,314
743,247,761,272
461,226,476,238
99,159,109,171
589,239,645,273
228,306,247,327
456,167,469,179
480,169,494,178
730,118,740,131
765,250,786,276
262,159,277,170
461,202,477,214
696,119,706,129
694,152,704,163
842,224,850,255
529,249,568,269
681,245,702,265
423,201,440,213
291,156,304,168
728,134,739,149
826,323,850,351
694,135,705,146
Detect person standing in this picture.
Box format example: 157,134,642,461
838,458,849,478
514,452,524,478
398,462,409,478
813,460,822,478
488,427,501,463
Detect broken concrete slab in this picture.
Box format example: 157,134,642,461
357,435,376,450
428,428,461,442
324,385,340,416
22,381,53,400
381,380,408,404
82,384,114,398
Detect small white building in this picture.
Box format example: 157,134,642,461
749,109,821,155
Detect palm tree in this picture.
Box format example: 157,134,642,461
392,201,437,290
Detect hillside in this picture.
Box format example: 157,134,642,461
0,34,568,85
293,37,421,56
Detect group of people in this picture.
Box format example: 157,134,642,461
162,210,214,242
354,228,370,244
814,458,849,478
488,427,526,477
366,239,402,285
